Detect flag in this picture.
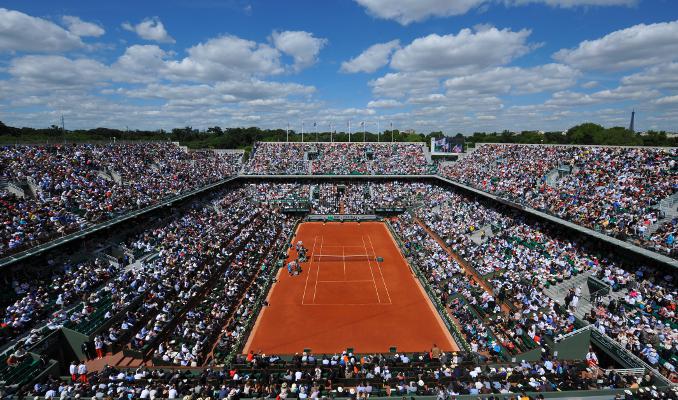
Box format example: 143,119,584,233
360,121,364,127
313,121,317,127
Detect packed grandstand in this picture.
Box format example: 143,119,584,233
0,141,676,399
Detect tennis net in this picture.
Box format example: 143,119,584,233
311,254,377,262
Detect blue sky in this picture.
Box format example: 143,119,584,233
0,0,677,134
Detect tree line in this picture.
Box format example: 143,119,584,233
0,121,675,149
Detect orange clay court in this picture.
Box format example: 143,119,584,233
243,221,459,354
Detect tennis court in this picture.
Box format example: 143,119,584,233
243,221,458,354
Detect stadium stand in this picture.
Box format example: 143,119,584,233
0,141,676,399
244,142,431,175
440,144,677,258
0,143,243,257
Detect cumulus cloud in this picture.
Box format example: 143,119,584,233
553,20,678,70
61,15,105,37
122,17,175,43
444,64,580,95
621,63,678,90
271,30,327,71
355,0,634,25
369,72,442,98
654,95,678,106
355,0,485,25
8,55,110,86
367,99,403,108
510,0,636,7
112,45,169,82
341,40,400,73
166,35,282,81
545,86,659,107
0,8,83,52
390,26,533,73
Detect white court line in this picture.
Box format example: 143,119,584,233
311,235,325,304
301,235,318,305
300,303,390,306
317,279,375,283
342,246,346,280
362,235,382,304
368,234,392,304
320,244,366,248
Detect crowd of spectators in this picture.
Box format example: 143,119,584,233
441,144,677,257
0,143,242,257
1,257,117,346
2,174,677,395
25,351,670,399
240,182,436,215
245,142,430,175
0,184,295,375
585,266,677,381
404,183,676,380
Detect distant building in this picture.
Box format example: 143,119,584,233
629,110,635,133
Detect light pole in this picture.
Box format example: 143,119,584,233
348,120,352,143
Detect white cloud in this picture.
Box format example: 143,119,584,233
553,20,678,71
341,40,400,73
370,72,442,98
367,99,403,108
654,95,678,106
214,79,315,99
8,55,110,86
112,45,169,82
444,64,580,95
355,0,486,25
271,30,327,71
122,17,175,43
545,86,659,107
61,15,104,37
355,0,634,25
621,63,678,90
510,0,636,7
0,8,83,52
390,26,533,73
166,35,282,81
581,81,599,89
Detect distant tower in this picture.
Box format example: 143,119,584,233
629,109,635,133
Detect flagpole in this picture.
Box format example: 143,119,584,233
315,121,318,142
348,120,351,142
390,122,394,142
329,122,333,143
363,121,366,142
301,120,304,143
286,122,289,142
377,120,380,142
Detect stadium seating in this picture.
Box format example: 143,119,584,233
245,142,431,175
0,143,242,257
0,143,676,399
440,144,677,257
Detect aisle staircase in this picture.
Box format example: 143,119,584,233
542,269,629,319
645,192,678,236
